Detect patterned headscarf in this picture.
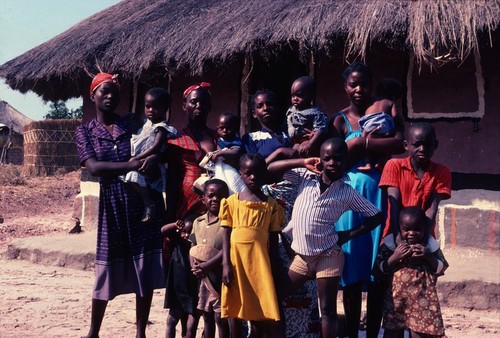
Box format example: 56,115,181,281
183,82,211,99
90,73,120,95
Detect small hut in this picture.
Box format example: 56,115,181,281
0,100,32,164
22,119,81,175
0,0,499,189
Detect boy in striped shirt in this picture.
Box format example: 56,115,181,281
268,138,383,338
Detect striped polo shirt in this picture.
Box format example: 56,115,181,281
283,168,380,256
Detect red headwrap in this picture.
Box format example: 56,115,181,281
90,73,120,95
183,82,211,99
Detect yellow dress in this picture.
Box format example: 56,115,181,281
219,194,285,321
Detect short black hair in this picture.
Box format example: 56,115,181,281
293,76,317,95
408,122,436,140
321,138,348,157
342,62,373,84
376,78,402,100
239,152,266,170
146,87,171,107
219,112,239,127
399,206,426,226
204,178,229,197
248,89,277,112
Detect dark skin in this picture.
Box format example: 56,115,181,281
251,93,297,164
211,115,241,168
221,158,281,338
388,127,441,242
129,93,171,222
290,76,326,156
330,70,405,338
267,140,383,338
189,183,230,338
330,71,405,169
166,88,216,222
383,214,439,338
82,82,154,338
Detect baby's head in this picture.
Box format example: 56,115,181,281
405,122,438,167
291,76,316,111
144,87,171,123
202,179,229,217
376,78,402,101
217,112,239,141
399,206,426,245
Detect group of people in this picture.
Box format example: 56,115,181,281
76,62,451,338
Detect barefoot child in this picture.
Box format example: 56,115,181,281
162,217,199,338
374,206,448,337
357,78,404,171
267,138,384,338
189,179,230,338
123,87,177,222
286,76,329,156
220,153,285,337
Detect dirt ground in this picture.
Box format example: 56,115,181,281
0,166,499,337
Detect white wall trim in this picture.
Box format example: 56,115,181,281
407,50,485,119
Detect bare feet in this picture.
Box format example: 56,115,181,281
357,163,374,172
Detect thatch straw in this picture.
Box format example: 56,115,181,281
0,0,498,101
23,119,81,176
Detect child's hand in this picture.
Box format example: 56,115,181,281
411,243,430,259
304,157,321,174
191,260,207,278
393,242,412,261
222,263,233,287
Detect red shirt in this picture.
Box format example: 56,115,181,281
379,156,451,237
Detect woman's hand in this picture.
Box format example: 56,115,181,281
138,154,158,173
304,157,321,174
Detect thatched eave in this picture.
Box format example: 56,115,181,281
1,0,499,101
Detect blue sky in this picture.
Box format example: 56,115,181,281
0,0,121,120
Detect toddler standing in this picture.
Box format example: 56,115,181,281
374,206,448,337
286,76,329,157
123,87,177,222
220,153,285,337
190,179,230,338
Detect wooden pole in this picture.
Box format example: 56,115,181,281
239,56,252,136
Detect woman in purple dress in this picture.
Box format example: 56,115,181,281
76,73,166,338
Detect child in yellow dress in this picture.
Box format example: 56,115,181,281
220,153,285,337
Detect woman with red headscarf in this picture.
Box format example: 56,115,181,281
164,82,217,338
76,73,166,338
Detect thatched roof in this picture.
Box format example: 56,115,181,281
0,100,33,134
1,0,499,101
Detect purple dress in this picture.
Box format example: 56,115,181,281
75,114,166,300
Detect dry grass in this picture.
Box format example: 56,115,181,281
0,0,498,101
0,164,26,186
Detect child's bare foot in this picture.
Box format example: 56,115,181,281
357,163,373,172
